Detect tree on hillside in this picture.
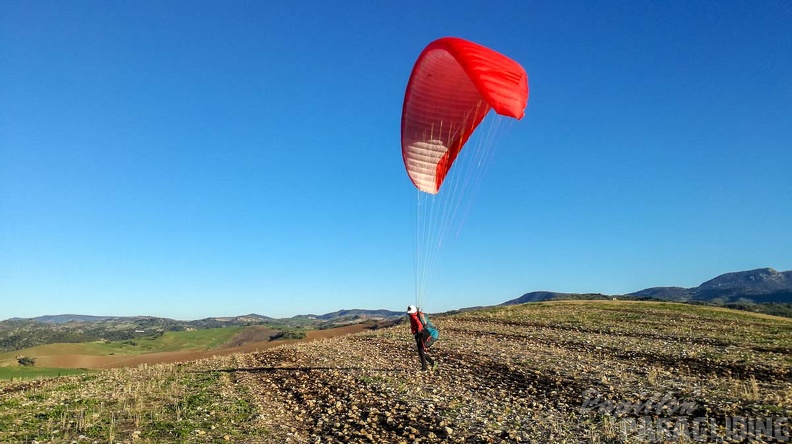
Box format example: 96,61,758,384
17,356,36,366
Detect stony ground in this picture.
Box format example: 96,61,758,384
228,301,792,443
1,301,790,443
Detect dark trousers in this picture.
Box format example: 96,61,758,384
414,331,435,370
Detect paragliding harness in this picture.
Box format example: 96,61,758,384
418,311,439,349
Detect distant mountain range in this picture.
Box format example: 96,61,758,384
2,267,791,353
6,310,401,326
8,313,278,325
503,268,792,305
0,310,403,354
7,268,792,325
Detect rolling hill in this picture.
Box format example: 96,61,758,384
1,300,789,443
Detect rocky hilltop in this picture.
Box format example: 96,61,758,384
507,267,792,305
698,268,792,293
632,267,792,302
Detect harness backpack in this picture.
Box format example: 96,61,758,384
418,311,440,349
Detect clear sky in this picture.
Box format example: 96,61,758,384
2,1,790,320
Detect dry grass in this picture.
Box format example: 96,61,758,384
0,357,258,442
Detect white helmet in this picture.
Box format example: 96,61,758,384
407,305,418,314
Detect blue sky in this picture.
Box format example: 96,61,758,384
2,1,790,320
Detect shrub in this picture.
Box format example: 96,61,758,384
17,356,36,366
269,329,306,341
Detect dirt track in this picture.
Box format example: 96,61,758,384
27,324,372,369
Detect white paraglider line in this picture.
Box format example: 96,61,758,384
413,111,514,311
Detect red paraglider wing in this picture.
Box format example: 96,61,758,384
401,37,529,194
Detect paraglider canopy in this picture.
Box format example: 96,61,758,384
401,37,529,194
402,37,529,310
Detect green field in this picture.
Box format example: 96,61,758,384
0,366,94,381
5,326,243,356
85,326,247,355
